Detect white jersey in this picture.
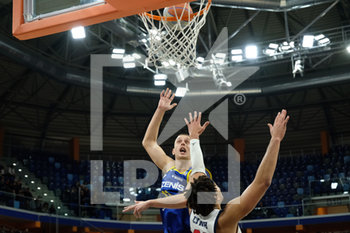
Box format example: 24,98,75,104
190,209,242,233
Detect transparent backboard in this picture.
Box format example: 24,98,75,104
13,0,193,40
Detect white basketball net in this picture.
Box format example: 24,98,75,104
139,0,211,70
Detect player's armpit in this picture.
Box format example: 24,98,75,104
219,180,268,225
143,142,174,172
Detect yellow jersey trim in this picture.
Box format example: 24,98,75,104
186,168,212,182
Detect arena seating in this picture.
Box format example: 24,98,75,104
1,145,349,220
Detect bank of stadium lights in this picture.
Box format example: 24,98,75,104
111,48,125,59
71,26,86,39
231,49,243,62
315,34,330,46
154,73,167,86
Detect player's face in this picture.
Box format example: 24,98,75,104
172,134,191,160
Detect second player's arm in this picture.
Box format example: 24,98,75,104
219,110,289,226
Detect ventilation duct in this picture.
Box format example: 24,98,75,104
211,0,336,11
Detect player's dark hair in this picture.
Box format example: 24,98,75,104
186,175,217,217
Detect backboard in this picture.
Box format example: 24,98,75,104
13,0,194,40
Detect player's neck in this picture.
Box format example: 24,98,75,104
174,159,191,172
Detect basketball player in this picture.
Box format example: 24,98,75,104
142,88,210,233
125,109,289,233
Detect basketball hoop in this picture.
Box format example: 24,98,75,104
139,0,211,70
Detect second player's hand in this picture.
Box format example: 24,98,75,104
184,111,210,139
157,88,177,112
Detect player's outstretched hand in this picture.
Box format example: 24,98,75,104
267,109,290,141
157,88,177,112
122,201,151,219
184,111,210,139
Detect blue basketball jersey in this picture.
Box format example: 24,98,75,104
160,166,212,233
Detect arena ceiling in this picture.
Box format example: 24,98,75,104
0,0,350,160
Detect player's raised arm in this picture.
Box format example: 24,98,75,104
220,109,290,225
142,88,177,172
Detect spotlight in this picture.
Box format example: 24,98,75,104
111,48,125,59
175,85,188,97
245,45,258,59
213,53,226,65
175,69,189,82
315,34,330,46
318,38,330,46
231,55,243,62
215,53,226,59
113,48,125,54
123,55,136,69
347,45,350,53
71,26,86,39
331,182,338,190
268,43,279,49
132,53,141,59
123,198,131,202
231,49,243,61
196,57,205,63
154,73,167,86
123,63,136,68
231,49,243,55
302,35,314,48
264,49,276,56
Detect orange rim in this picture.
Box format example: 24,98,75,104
142,0,211,22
